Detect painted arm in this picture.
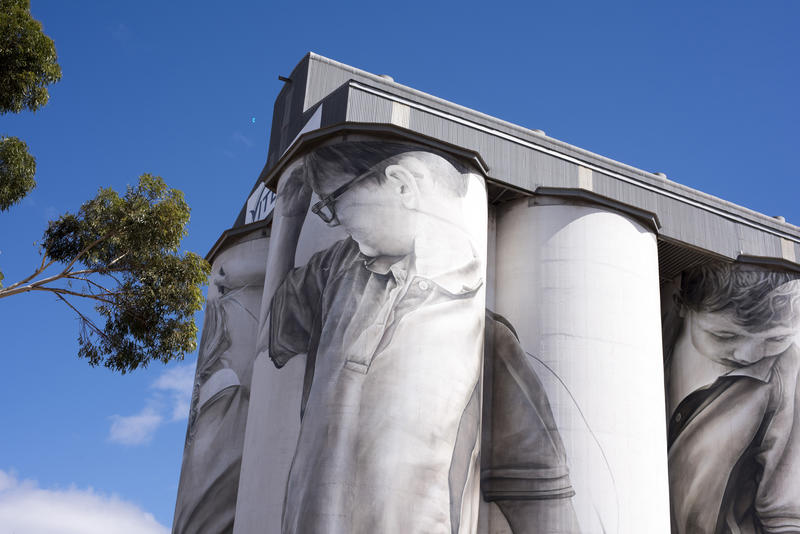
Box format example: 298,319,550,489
483,312,583,533
255,161,312,361
497,500,581,534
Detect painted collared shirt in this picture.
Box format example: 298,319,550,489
270,236,485,534
481,311,575,503
668,345,800,534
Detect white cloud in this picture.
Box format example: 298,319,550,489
153,364,195,394
0,470,168,534
108,408,163,445
108,362,196,445
153,363,195,421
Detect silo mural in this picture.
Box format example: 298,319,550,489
662,263,800,533
172,233,269,534
256,138,488,534
481,308,581,533
489,198,670,533
172,54,800,534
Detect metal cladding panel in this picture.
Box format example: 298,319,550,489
343,85,580,192
526,152,578,189
344,87,393,125
319,85,350,125
304,54,387,112
657,196,742,259
591,171,659,216
250,53,800,268
737,224,783,259
266,57,310,171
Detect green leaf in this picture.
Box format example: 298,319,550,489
0,0,62,114
0,135,36,211
40,174,211,373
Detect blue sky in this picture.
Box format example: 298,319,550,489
0,1,798,531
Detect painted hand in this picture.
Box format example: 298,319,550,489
276,164,312,217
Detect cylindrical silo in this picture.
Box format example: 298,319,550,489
235,137,488,534
173,228,269,534
487,197,671,533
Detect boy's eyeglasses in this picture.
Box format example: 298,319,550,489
310,169,375,227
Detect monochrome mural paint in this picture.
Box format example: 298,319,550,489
662,262,800,534
232,161,347,534
481,309,581,533
245,181,277,224
171,56,800,534
256,138,489,534
491,199,671,533
173,233,269,534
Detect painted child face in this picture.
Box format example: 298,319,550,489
333,177,416,258
686,308,799,367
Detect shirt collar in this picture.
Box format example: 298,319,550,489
424,254,483,296
362,231,483,296
364,254,411,282
723,353,782,383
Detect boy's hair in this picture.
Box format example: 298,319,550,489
679,262,800,330
304,141,469,198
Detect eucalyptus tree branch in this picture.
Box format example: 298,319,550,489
2,256,57,292
2,173,210,372
59,231,117,275
53,293,112,343
0,265,123,299
63,274,117,296
2,232,122,295
106,252,128,268
105,272,123,286
32,286,117,306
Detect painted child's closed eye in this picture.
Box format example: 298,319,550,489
711,332,739,340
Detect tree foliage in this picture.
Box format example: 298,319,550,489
0,174,211,373
0,0,62,114
0,2,209,373
0,135,36,211
0,0,59,211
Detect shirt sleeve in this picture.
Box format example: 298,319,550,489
268,238,353,368
481,311,575,502
754,348,800,532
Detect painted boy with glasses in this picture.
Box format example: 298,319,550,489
261,140,487,534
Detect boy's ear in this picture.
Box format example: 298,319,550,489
384,164,421,209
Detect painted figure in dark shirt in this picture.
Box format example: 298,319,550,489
663,262,800,534
483,310,581,533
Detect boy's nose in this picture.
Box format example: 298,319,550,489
733,340,764,364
